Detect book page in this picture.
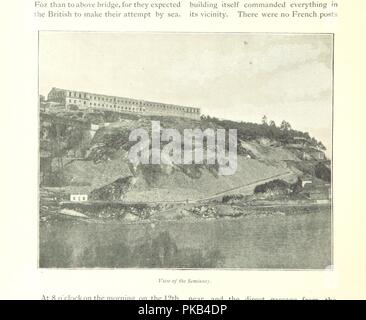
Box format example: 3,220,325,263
0,0,365,300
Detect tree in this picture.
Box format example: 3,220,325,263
262,115,268,125
317,141,326,151
280,120,291,131
315,163,331,182
269,120,276,127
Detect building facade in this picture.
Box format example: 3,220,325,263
47,87,201,119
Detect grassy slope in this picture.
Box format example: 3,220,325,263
124,158,290,202
56,113,324,201
62,127,296,201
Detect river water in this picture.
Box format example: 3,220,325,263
39,206,331,269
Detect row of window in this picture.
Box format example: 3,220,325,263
91,96,140,105
145,103,198,113
67,91,138,105
69,99,86,104
70,195,88,202
66,93,199,113
50,91,63,97
91,102,145,112
67,100,144,113
68,91,87,99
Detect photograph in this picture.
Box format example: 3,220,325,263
39,32,333,269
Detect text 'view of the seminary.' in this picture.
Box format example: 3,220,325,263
39,32,332,269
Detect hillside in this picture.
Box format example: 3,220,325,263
40,110,329,202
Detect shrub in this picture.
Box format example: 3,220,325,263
315,162,331,182
254,179,290,194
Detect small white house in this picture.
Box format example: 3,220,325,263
70,194,88,202
301,180,312,188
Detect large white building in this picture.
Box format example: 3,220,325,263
47,87,201,119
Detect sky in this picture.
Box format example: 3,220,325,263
39,32,333,154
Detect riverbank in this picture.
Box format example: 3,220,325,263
41,199,330,226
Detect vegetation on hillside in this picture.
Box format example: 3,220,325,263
254,179,292,194
89,176,133,200
200,114,326,150
315,162,331,182
40,110,329,191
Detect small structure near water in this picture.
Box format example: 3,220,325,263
70,194,88,202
